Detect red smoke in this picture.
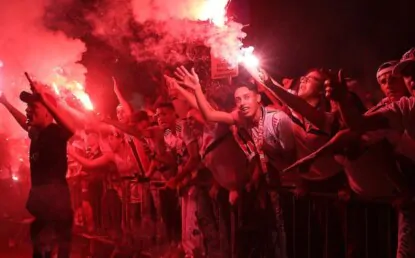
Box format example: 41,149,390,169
87,0,246,64
0,0,87,137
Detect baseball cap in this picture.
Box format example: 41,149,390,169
376,60,399,79
393,47,415,76
19,91,57,107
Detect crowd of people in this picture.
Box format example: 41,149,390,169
0,46,415,258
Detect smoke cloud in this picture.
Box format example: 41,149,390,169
0,0,86,137
87,0,246,64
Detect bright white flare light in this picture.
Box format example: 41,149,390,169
12,175,19,181
238,47,259,68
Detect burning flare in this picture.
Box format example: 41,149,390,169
194,0,260,67
239,46,259,68
50,68,94,111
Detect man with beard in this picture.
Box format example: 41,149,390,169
173,66,296,257
0,83,76,258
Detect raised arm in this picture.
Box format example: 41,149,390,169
102,118,141,138
247,67,329,130
0,92,28,131
147,126,176,167
165,75,214,126
254,73,284,108
165,75,199,110
174,66,235,125
34,84,77,135
68,146,113,169
113,77,133,117
283,129,359,174
326,70,391,132
167,88,191,119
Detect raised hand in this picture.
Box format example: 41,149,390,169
164,75,181,98
325,69,348,102
112,76,120,93
31,82,53,100
257,68,270,83
243,64,264,84
174,66,201,91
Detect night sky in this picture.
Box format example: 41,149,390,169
239,0,415,79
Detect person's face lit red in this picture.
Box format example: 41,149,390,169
108,132,123,152
234,86,261,118
116,105,130,124
377,72,408,101
156,107,176,130
186,110,203,133
298,71,325,100
25,102,50,128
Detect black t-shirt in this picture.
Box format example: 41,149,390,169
29,123,73,186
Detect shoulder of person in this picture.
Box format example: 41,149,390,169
366,97,390,114
47,123,61,131
47,123,72,138
264,105,280,113
267,107,291,123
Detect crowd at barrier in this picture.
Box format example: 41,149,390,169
1,46,415,258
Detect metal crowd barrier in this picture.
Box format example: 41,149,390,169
0,176,399,258
278,189,397,258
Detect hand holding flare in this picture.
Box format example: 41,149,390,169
324,69,349,102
